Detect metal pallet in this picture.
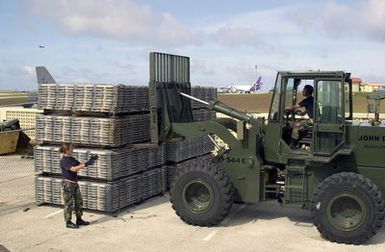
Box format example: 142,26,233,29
38,84,150,114
191,86,217,109
35,166,167,212
166,135,214,163
36,114,151,147
192,109,216,121
34,144,166,181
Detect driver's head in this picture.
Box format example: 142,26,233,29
302,85,313,97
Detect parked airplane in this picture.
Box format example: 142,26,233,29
218,76,263,93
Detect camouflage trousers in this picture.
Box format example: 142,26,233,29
62,181,83,222
290,119,312,140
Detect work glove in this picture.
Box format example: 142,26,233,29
85,155,98,167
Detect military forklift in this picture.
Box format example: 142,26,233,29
149,52,385,244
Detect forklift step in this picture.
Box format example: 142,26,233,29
286,166,305,172
285,185,303,190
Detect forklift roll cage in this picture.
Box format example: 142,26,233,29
265,71,353,160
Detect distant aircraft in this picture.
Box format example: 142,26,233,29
218,76,263,94
250,76,262,92
36,66,56,84
39,45,45,48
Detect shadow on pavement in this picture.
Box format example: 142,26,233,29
225,201,385,246
225,201,312,227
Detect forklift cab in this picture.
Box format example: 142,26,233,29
263,71,352,163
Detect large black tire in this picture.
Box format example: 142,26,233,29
311,172,385,244
170,158,234,226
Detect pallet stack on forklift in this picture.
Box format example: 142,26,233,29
34,83,167,213
166,86,217,188
191,86,217,121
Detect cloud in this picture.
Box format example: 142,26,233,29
7,65,34,79
3,65,37,90
319,2,353,38
225,63,257,83
110,60,134,71
290,0,385,41
361,0,385,41
211,26,266,48
26,0,200,47
204,7,299,49
191,59,217,76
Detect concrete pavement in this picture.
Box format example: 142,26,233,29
0,195,384,252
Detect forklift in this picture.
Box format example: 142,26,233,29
149,52,385,244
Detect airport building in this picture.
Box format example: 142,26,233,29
0,107,42,139
347,78,385,93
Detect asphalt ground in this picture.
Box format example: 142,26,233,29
1,156,385,251
0,194,384,252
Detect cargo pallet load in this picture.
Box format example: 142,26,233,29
34,71,217,213
35,84,166,213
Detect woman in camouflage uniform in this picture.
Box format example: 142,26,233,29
59,143,96,228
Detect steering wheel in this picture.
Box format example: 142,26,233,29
294,109,304,116
284,109,304,123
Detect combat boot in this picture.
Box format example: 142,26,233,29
66,221,79,229
76,218,90,226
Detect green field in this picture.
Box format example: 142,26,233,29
0,92,28,106
218,93,384,114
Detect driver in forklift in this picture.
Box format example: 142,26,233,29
285,84,314,149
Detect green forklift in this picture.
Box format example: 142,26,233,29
149,52,385,244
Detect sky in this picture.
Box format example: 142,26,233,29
0,0,384,91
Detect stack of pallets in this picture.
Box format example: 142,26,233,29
191,86,217,121
165,86,218,188
166,136,214,163
38,84,149,114
35,114,150,146
35,83,167,213
34,144,166,181
192,110,216,121
35,167,167,212
191,86,217,109
165,135,215,188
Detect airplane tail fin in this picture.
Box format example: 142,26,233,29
250,76,262,92
36,66,56,84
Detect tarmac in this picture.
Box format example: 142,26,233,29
1,156,385,252
0,195,385,252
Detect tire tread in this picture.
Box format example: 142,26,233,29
311,172,385,244
170,158,234,226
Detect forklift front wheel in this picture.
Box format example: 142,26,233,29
170,159,234,226
311,172,385,244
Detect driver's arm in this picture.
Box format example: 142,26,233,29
285,105,301,113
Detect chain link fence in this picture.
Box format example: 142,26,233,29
0,129,35,209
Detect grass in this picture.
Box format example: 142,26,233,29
0,92,29,106
0,91,28,96
0,97,29,106
218,93,384,114
217,93,272,113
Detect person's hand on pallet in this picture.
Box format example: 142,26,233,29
85,155,99,167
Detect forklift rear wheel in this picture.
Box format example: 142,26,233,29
170,159,234,226
311,172,385,244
